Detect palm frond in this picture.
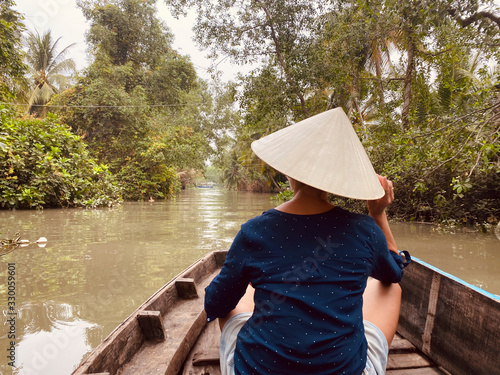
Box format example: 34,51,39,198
48,59,76,76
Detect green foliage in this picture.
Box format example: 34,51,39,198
48,0,217,201
239,66,294,134
51,57,151,150
0,107,121,209
0,0,27,101
366,104,499,224
204,166,222,184
117,162,180,200
221,151,245,190
114,124,209,200
178,0,499,225
270,181,293,202
166,0,324,117
78,0,173,67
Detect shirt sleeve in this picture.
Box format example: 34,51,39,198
368,221,408,283
204,229,251,322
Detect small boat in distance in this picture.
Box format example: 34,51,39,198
72,251,500,375
196,182,215,188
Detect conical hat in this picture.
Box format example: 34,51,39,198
251,108,384,200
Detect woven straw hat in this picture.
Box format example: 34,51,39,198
251,107,384,200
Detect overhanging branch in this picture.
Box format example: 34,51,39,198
448,8,500,29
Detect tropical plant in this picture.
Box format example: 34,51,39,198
165,0,327,118
0,106,122,209
50,0,215,200
176,0,499,225
24,30,76,116
222,152,246,190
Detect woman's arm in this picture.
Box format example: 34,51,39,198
204,231,250,321
367,175,399,254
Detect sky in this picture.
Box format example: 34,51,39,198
13,0,500,81
14,0,250,82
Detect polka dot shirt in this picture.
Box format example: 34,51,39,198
205,207,405,375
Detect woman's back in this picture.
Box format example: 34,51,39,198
205,207,404,374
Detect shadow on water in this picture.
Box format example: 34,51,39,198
0,188,498,374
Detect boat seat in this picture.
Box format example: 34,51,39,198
192,348,220,366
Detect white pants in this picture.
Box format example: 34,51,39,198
219,313,389,375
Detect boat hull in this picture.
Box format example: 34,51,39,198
73,251,500,375
398,258,500,375
72,250,227,375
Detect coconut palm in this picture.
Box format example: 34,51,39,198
433,51,499,115
24,30,76,116
222,151,245,190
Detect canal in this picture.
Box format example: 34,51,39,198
0,188,499,374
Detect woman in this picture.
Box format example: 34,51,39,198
205,108,410,375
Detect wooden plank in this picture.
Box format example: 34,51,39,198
183,327,439,375
176,278,199,299
118,269,221,375
213,250,227,267
388,334,446,374
137,311,165,341
390,335,417,353
386,368,445,375
386,353,434,370
398,258,500,375
183,320,221,375
398,261,433,351
80,317,144,375
146,252,219,314
192,348,220,366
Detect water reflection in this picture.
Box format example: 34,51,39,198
16,302,97,375
392,222,500,293
0,188,498,374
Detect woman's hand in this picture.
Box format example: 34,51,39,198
367,175,398,253
367,175,394,218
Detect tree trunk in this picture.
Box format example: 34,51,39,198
401,31,414,131
374,50,385,112
255,0,309,118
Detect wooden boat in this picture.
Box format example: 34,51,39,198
196,182,215,188
72,250,500,375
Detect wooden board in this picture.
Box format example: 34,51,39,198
398,258,500,375
386,368,447,375
117,269,221,375
386,333,446,374
182,320,222,375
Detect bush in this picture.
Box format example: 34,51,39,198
117,162,181,200
0,107,122,209
366,116,500,226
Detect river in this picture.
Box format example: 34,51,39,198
0,188,499,374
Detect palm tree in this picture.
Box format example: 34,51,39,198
434,51,499,115
222,152,245,190
25,30,76,116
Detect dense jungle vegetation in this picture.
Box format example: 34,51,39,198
1,0,499,226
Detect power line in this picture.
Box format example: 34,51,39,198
0,102,206,109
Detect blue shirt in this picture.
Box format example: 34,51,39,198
205,207,405,375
